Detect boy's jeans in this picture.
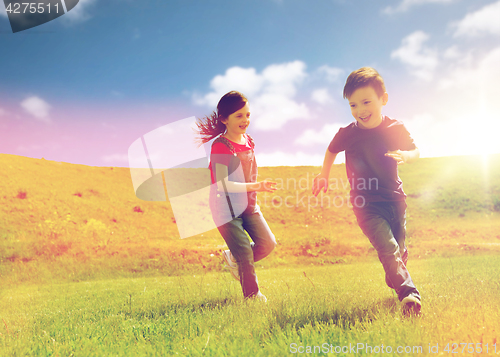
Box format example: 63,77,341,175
217,206,276,298
353,200,420,301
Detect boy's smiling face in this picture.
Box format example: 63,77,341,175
348,85,388,129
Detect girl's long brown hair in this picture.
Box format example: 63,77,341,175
196,91,248,145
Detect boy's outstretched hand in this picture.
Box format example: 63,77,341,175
385,148,420,165
385,150,407,165
312,174,328,197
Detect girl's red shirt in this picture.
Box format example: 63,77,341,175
209,135,253,184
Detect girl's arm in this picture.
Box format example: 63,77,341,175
215,163,276,193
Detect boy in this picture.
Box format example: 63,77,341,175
312,67,421,316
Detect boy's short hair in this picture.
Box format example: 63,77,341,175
343,67,386,99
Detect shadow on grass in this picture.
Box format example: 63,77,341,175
269,296,399,331
119,293,402,330
123,296,238,320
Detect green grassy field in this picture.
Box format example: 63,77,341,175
1,153,500,355
1,257,499,356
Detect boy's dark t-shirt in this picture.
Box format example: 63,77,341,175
328,116,416,203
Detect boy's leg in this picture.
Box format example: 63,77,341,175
391,201,409,266
353,201,419,301
385,201,408,287
217,218,259,298
242,206,277,263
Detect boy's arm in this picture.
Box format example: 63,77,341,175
385,147,420,165
312,149,338,196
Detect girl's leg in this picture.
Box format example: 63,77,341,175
217,218,259,298
241,208,277,263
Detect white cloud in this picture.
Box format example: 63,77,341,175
438,46,500,95
62,0,97,24
295,123,343,147
388,2,500,157
251,93,309,130
256,151,325,166
193,61,310,130
257,149,346,166
403,113,448,157
443,45,461,60
383,0,454,14
193,66,264,107
311,88,333,105
453,0,500,38
20,96,52,124
316,65,344,83
391,31,439,81
404,111,500,157
402,46,500,157
262,61,306,97
0,108,7,116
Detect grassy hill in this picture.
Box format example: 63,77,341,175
1,153,499,284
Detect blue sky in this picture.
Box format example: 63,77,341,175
1,0,499,167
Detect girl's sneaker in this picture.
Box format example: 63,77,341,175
222,250,239,281
255,291,267,302
402,293,421,316
245,291,267,303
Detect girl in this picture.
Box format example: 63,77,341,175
196,91,277,301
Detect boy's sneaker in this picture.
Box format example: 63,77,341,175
222,250,239,281
402,293,421,316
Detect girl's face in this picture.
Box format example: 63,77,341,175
221,102,250,136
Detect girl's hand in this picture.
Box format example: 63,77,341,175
257,180,277,192
312,173,329,197
385,150,407,165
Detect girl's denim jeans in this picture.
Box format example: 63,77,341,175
353,200,420,301
217,205,276,298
